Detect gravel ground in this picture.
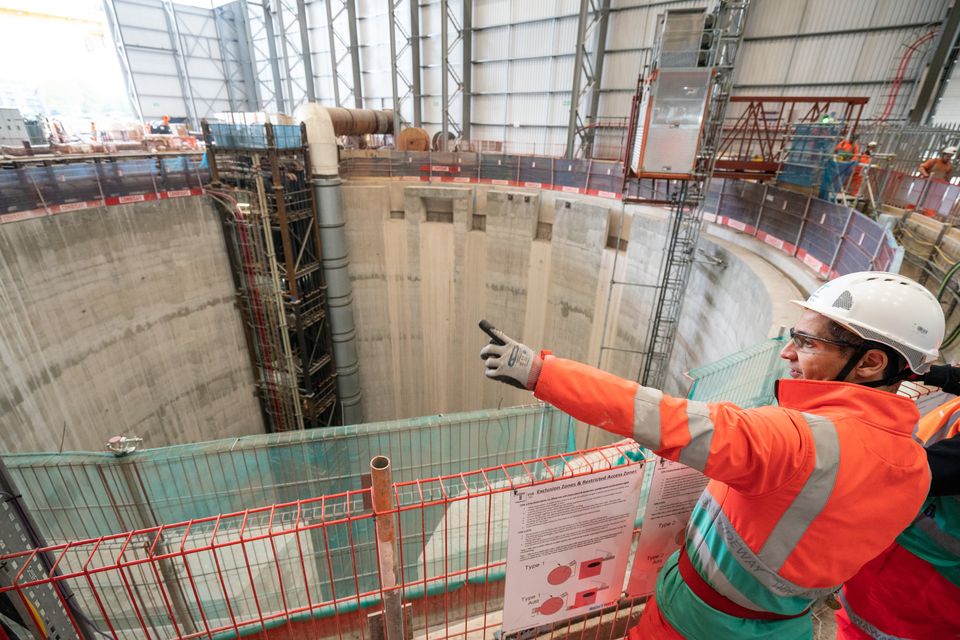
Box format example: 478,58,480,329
812,604,839,640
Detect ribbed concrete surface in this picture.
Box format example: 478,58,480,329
0,197,263,452
0,184,802,453
341,181,799,442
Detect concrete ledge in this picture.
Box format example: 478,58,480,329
704,223,823,296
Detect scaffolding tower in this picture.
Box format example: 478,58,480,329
608,0,750,389
203,121,339,431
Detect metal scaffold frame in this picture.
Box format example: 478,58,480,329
214,0,262,112
203,121,339,431
326,0,363,108
271,0,315,107
715,96,868,180
598,0,751,390
439,0,471,148
641,2,750,389
387,0,422,132
566,0,612,160
247,0,286,112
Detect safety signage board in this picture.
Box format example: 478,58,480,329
626,457,709,596
501,465,644,633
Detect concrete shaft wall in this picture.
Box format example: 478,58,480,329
342,181,800,435
0,196,264,452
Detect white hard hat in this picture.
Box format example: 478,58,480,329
792,271,944,373
867,141,878,147
944,146,957,154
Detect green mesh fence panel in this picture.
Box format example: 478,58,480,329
687,336,789,407
1,404,573,544
0,340,793,639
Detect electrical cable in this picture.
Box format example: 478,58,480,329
936,259,960,301
207,188,291,432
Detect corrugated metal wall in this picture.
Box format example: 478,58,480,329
933,57,960,124
112,0,238,125
735,0,949,120
109,0,956,133
471,0,579,154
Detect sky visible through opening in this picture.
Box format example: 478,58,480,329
0,0,135,122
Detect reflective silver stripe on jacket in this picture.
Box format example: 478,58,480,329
686,506,768,612
636,388,846,603
633,386,663,450
632,389,713,471
837,590,911,640
689,492,839,601
678,399,714,472
926,411,960,445
758,413,841,570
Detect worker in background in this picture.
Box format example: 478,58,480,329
846,140,876,197
914,366,960,444
832,133,860,197
480,271,945,640
820,134,860,200
835,364,960,639
918,146,955,181
834,133,860,161
151,115,172,135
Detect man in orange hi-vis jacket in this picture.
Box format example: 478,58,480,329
833,362,960,639
480,271,946,640
918,146,956,181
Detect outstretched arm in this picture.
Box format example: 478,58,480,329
480,326,811,494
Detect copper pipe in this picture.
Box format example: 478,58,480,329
328,108,395,136
371,455,403,640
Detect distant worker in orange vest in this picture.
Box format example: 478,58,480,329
918,146,956,181
847,141,877,196
836,363,960,639
823,134,861,200
151,115,173,135
834,134,860,161
481,271,945,640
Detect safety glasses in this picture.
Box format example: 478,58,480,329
788,328,862,353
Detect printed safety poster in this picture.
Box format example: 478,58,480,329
501,465,644,633
626,457,709,596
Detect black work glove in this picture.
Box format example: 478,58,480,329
923,364,960,395
479,326,543,390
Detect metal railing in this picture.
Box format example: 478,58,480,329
0,333,799,640
687,336,788,407
704,179,901,279
870,166,960,222
0,441,645,640
1,405,574,546
857,121,960,175
0,149,901,292
0,152,208,222
339,150,625,199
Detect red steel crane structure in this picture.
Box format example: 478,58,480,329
713,96,868,180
